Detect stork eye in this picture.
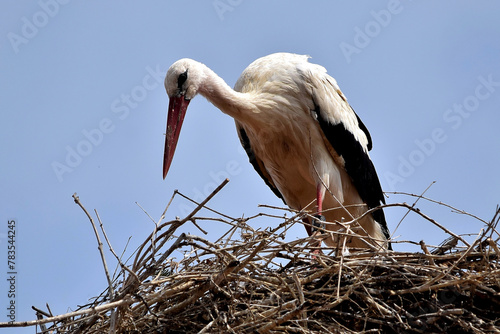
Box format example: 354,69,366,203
177,70,188,89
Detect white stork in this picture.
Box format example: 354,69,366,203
163,53,391,251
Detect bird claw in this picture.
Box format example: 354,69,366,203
312,214,326,234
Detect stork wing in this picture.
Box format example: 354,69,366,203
307,72,390,241
236,122,286,204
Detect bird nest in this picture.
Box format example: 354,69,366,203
3,180,500,333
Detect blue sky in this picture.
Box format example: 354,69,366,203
1,1,499,330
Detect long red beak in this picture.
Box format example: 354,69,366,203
163,95,190,179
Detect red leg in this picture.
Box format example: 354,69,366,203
303,184,325,236
309,184,326,256
316,183,323,215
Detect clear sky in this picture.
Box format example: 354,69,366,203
1,1,499,330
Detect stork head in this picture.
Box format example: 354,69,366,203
163,59,205,179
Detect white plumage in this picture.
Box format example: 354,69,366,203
163,53,391,251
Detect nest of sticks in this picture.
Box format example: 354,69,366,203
3,180,500,333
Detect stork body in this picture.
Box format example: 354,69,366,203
163,53,390,250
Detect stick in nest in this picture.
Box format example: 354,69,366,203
1,187,499,334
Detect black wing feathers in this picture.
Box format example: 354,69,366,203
312,103,391,243
353,108,372,151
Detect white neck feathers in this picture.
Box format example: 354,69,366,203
196,64,255,120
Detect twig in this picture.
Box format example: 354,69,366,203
95,210,140,291
292,272,307,326
72,194,115,304
357,202,470,247
386,190,489,225
175,184,236,221
419,240,435,266
0,297,135,328
32,306,48,333
390,181,435,239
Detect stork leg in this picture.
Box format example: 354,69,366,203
316,183,324,214
313,183,326,231
303,184,326,236
303,184,326,255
